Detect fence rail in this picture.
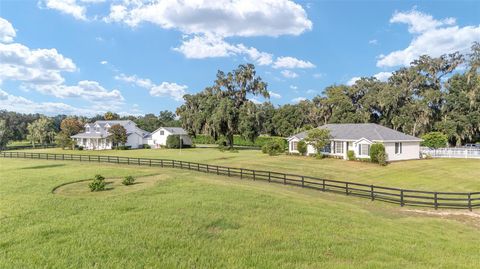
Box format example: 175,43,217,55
421,147,480,159
1,151,478,210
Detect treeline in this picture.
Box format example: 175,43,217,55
0,110,181,143
178,43,480,146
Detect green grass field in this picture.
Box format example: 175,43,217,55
1,158,479,268
13,147,480,192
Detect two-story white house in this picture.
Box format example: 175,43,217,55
71,120,150,150
145,127,192,148
287,123,422,161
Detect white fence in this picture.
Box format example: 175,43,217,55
420,147,480,159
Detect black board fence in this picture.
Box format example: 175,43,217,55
1,151,478,211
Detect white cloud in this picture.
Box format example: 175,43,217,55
346,76,361,86
373,71,392,82
0,41,76,85
313,73,323,79
100,60,108,64
377,10,480,67
116,73,187,101
150,82,187,101
0,88,95,115
173,34,273,66
369,39,378,45
268,91,281,99
291,97,306,103
273,56,315,69
34,80,123,102
289,85,298,90
306,89,317,94
104,0,312,38
0,17,123,110
41,0,88,21
0,17,16,43
347,71,392,85
390,9,455,34
281,70,298,78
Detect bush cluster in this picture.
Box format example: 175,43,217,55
370,143,388,166
261,139,285,156
297,141,307,155
347,150,355,161
89,174,106,192
122,176,135,186
193,134,287,148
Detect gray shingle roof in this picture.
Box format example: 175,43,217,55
152,127,188,135
289,123,421,142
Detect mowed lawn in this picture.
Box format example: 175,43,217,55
0,158,479,268
12,147,480,192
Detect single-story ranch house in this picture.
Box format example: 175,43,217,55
72,120,192,150
145,127,193,148
287,123,422,161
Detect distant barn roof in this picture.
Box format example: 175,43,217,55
289,123,421,142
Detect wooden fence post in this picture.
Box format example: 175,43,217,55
283,174,286,185
253,170,256,181
434,192,438,210
345,183,349,195
468,193,472,211
268,172,271,182
400,190,404,207
227,167,230,177
322,179,325,191
301,176,304,187
370,185,374,201
240,168,243,179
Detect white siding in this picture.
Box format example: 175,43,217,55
384,141,420,161
148,128,193,148
127,133,143,149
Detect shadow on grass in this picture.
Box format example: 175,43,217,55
21,164,66,170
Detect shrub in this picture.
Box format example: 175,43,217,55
89,174,106,192
122,176,135,186
117,145,131,150
166,135,182,148
421,132,448,149
297,141,307,155
347,150,355,161
315,153,324,159
192,134,287,148
262,139,285,156
370,143,388,165
377,151,388,166
141,144,151,149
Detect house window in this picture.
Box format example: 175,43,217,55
395,142,402,154
358,144,370,156
322,144,331,153
160,131,164,135
291,141,298,151
95,126,100,133
334,141,343,154
86,126,90,133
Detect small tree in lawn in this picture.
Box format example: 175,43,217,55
421,132,448,149
110,124,127,149
304,128,331,157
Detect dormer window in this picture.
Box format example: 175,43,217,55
95,126,100,133
160,131,164,135
86,126,90,133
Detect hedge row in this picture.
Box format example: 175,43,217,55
193,134,287,148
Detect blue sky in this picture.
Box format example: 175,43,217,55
0,0,479,116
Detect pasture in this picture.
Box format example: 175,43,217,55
13,147,480,192
0,158,479,268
